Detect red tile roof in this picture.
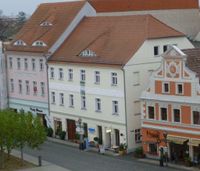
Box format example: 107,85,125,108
49,15,184,65
88,0,199,12
6,1,86,53
183,48,200,79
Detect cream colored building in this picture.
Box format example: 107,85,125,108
48,14,194,152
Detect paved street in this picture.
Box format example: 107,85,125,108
23,141,182,171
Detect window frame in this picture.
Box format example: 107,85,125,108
173,108,181,123
154,46,159,56
94,71,100,84
95,98,101,112
148,106,155,120
59,68,64,80
112,100,119,115
111,72,118,86
69,94,74,107
68,68,73,81
160,107,168,121
25,80,30,95
162,82,170,94
176,83,184,95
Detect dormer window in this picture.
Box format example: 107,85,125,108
14,40,26,46
40,21,53,27
79,49,96,57
32,41,47,47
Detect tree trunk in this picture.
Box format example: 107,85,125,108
0,145,4,169
20,145,24,166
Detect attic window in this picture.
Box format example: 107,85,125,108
14,40,26,46
40,21,53,26
79,49,96,57
32,41,47,47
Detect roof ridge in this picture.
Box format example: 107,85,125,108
39,0,85,7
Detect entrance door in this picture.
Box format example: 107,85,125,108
83,123,88,138
115,129,120,146
67,119,76,140
37,113,47,128
98,126,103,145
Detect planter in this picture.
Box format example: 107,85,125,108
119,150,124,156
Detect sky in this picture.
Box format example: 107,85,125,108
0,0,77,16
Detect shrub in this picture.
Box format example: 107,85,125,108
134,147,145,158
59,131,66,140
46,127,53,137
93,137,99,143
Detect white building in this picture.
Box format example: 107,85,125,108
48,14,194,151
0,42,7,109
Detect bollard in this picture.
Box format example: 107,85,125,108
38,156,42,167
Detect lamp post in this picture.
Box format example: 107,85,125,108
163,131,168,166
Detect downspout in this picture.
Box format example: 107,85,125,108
44,53,51,128
122,66,129,152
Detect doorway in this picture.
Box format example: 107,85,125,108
98,126,103,145
115,129,120,146
67,119,76,140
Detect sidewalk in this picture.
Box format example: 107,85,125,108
11,149,71,171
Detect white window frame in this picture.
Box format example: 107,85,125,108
176,83,184,95
25,80,30,95
17,58,21,70
80,70,86,82
24,58,28,70
147,105,155,120
9,57,13,69
133,71,140,86
162,82,170,94
10,79,14,92
160,107,168,121
69,94,74,107
173,108,181,123
81,95,86,110
51,92,55,104
111,72,117,86
59,93,64,106
95,71,100,84
40,82,45,97
112,100,119,115
59,68,64,80
32,59,36,71
50,67,54,79
39,59,44,71
33,81,37,95
68,68,73,81
95,98,101,112
18,80,22,94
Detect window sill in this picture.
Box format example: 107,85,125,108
111,84,117,87
81,108,87,110
51,103,56,105
69,106,74,108
133,84,140,86
112,113,119,116
94,82,100,85
95,110,101,113
60,104,64,106
68,79,73,82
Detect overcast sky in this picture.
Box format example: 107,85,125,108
0,0,78,16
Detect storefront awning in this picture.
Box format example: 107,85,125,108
188,139,200,147
167,135,188,145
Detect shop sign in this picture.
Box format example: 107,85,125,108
88,128,95,133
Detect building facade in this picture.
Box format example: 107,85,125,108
141,46,200,161
48,14,194,151
5,1,96,127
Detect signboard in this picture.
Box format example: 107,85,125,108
88,128,95,133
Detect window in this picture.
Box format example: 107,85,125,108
163,45,168,52
160,107,167,121
32,41,47,47
80,49,96,57
14,40,26,46
17,58,21,70
111,72,117,86
68,69,73,81
50,67,54,79
149,143,157,155
59,93,64,106
95,71,100,84
9,57,12,69
176,83,183,95
80,70,86,82
148,106,155,119
59,68,64,80
135,129,141,143
40,82,45,96
33,81,37,95
40,21,52,26
112,101,119,114
193,111,200,125
24,58,28,70
18,80,22,94
25,80,30,95
32,59,36,71
81,96,86,109
39,59,44,71
69,94,74,107
154,46,159,56
163,82,169,93
10,79,14,92
133,72,140,86
95,98,101,112
51,92,55,104
173,109,180,123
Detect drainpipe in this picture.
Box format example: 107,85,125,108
122,67,129,152
44,53,51,128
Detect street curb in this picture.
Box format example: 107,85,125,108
47,137,79,148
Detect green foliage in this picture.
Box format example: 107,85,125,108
93,137,99,143
119,143,127,151
134,147,145,158
59,131,66,140
0,109,46,167
46,127,53,137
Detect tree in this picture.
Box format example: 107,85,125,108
0,110,6,169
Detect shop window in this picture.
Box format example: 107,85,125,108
160,107,167,121
173,109,180,123
193,111,200,125
148,106,155,119
149,143,157,155
135,129,141,143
